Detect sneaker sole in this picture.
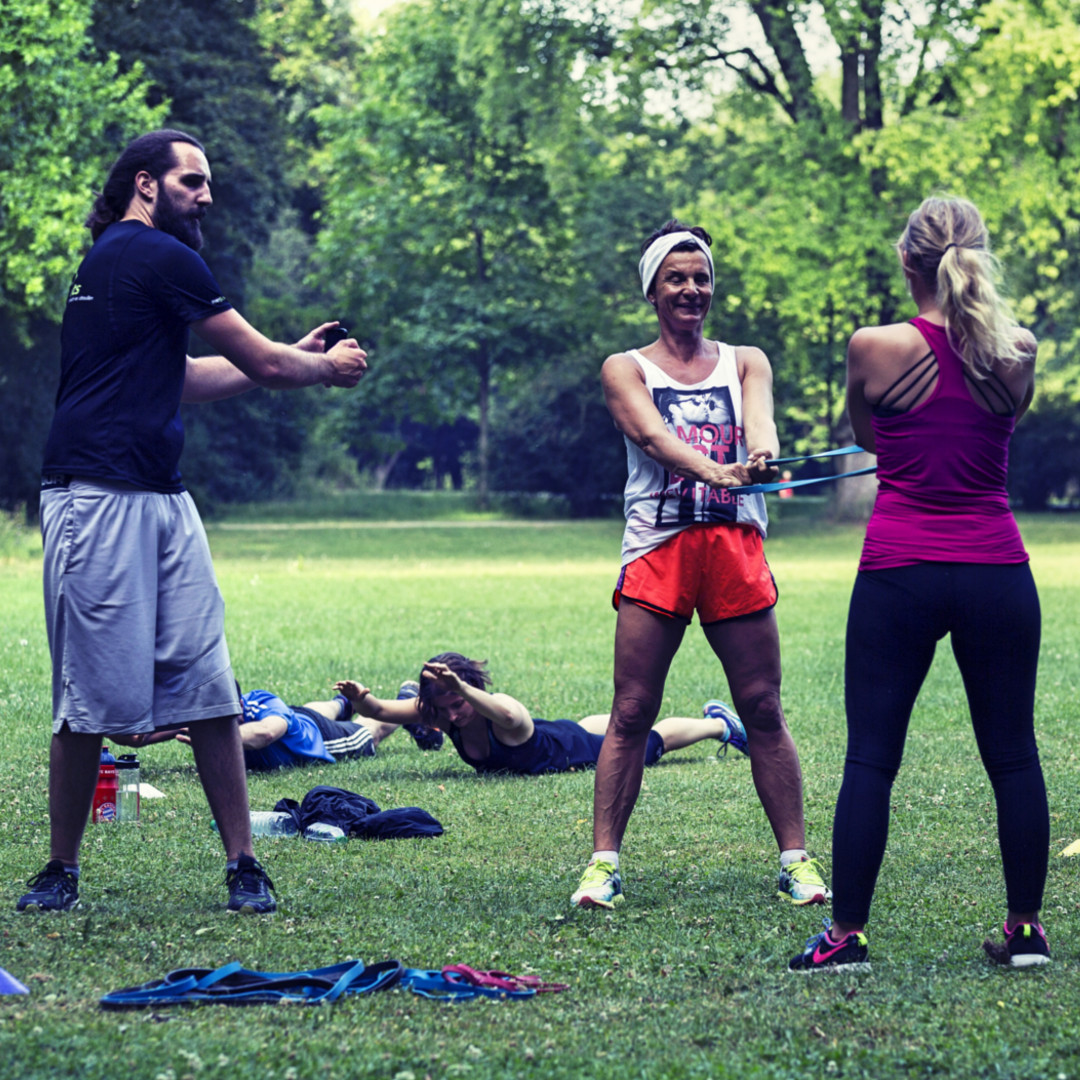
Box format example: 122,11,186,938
1009,954,1050,968
228,902,277,914
16,900,80,913
789,961,871,975
572,894,624,910
778,890,829,906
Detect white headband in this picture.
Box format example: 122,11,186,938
638,231,714,300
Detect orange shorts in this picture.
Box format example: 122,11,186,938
614,523,777,625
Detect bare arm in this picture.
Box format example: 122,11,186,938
189,309,367,391
181,354,258,403
601,353,752,488
735,346,781,482
238,715,288,751
1013,330,1038,423
421,662,534,741
335,680,420,723
845,329,878,453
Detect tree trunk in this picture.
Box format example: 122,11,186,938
829,411,877,522
749,0,822,125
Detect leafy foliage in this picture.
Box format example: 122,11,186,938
0,0,161,329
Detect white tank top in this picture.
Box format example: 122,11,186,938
620,343,769,566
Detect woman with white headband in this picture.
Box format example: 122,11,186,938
571,219,831,911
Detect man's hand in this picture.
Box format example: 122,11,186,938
110,728,190,748
323,338,368,388
294,320,341,354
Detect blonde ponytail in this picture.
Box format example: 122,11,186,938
898,196,1023,377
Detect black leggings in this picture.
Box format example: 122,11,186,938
833,562,1048,925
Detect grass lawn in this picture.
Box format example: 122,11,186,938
1,505,1078,1080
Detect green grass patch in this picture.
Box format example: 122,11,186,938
1,510,1079,1079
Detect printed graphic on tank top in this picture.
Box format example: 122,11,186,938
620,344,767,566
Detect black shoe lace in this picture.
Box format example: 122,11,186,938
26,864,73,891
226,860,275,896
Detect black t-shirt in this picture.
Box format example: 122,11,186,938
42,221,232,492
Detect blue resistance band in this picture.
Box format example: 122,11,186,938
769,446,868,467
736,445,876,496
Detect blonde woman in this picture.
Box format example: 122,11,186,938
790,196,1049,972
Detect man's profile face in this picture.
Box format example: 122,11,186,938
152,142,212,251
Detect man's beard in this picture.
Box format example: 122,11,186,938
153,188,205,250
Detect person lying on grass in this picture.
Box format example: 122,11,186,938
115,680,443,770
334,652,746,776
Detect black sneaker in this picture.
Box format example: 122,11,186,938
398,679,443,750
225,854,277,914
16,860,80,912
1003,921,1050,967
788,918,870,973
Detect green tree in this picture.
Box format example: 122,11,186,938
0,0,161,510
314,0,596,504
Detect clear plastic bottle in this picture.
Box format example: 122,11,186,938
115,754,140,823
303,822,347,843
211,810,298,837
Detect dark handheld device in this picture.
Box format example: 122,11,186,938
323,325,350,352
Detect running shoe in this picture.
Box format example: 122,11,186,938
397,680,444,750
16,860,80,912
778,856,832,905
570,860,624,909
788,918,870,973
1003,921,1051,967
703,699,749,757
225,854,277,914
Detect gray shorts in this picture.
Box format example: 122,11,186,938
41,480,241,735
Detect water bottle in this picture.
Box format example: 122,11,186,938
303,822,347,843
115,753,140,823
91,745,117,823
212,810,298,837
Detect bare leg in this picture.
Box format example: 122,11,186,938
652,712,736,752
357,719,399,747
186,715,254,862
578,715,610,735
704,608,805,851
48,728,103,865
303,698,397,748
592,602,686,852
580,712,733,751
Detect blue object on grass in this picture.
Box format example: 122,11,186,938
0,967,29,995
99,958,403,1009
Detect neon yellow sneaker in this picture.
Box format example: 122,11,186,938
777,857,831,905
570,860,624,909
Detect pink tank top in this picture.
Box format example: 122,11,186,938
859,318,1028,571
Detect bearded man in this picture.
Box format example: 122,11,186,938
17,130,368,916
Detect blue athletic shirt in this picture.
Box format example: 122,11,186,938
447,718,664,775
240,690,335,771
42,221,232,493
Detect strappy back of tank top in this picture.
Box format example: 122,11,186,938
870,320,1019,419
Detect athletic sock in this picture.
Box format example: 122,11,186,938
333,693,354,720
780,848,809,868
590,850,619,869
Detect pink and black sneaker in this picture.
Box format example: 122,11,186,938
789,918,870,973
1002,921,1050,967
